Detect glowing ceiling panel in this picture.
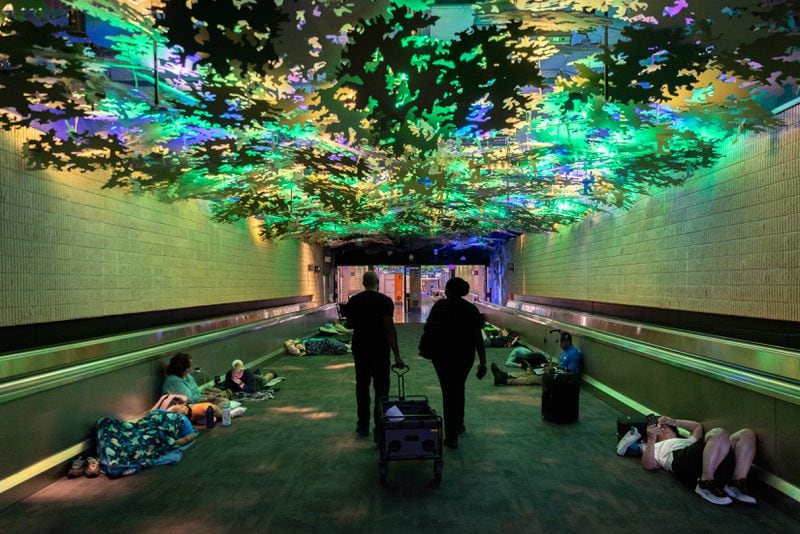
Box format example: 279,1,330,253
0,1,797,247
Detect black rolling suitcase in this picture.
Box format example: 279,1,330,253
541,370,580,423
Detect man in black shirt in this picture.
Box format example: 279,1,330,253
345,271,404,438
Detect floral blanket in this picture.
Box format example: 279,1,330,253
96,411,192,477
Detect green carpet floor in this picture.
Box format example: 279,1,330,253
0,323,796,533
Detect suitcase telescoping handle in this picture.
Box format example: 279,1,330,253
392,363,410,400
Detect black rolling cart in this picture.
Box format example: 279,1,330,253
378,365,443,486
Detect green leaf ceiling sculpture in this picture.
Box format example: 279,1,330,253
0,0,798,247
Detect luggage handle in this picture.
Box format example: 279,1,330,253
392,363,409,399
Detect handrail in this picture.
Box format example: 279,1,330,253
478,302,800,406
0,302,318,383
0,304,332,404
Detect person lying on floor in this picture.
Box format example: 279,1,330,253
491,332,581,385
641,415,757,506
284,337,351,356
167,400,247,422
96,409,197,477
224,359,277,393
481,327,520,348
318,320,353,335
504,346,548,369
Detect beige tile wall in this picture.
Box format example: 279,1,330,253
0,128,324,327
503,106,800,321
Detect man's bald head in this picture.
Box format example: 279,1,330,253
362,270,379,290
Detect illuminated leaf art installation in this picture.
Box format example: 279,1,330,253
1,1,798,247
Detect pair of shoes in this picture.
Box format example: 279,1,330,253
724,479,757,504
284,339,301,355
355,425,369,437
67,456,86,478
84,457,101,478
443,437,458,449
695,479,733,505
230,406,247,418
616,427,642,456
491,362,508,385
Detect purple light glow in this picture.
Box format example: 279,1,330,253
663,1,688,18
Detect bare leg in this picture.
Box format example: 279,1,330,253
730,428,756,480
701,427,731,481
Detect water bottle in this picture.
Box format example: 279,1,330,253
205,406,215,428
222,402,232,426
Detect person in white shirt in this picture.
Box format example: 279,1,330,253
641,415,757,506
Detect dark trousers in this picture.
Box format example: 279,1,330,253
433,356,474,440
353,351,390,430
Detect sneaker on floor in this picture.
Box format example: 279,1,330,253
67,456,86,478
616,427,642,456
230,406,247,418
725,479,757,504
491,362,507,385
695,480,733,505
84,456,101,478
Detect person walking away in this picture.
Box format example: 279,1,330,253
344,271,404,439
424,277,487,449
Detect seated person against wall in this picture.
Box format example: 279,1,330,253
491,331,581,385
162,352,227,404
642,415,757,506
224,359,277,393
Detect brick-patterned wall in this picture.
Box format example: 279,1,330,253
0,128,324,327
503,106,800,322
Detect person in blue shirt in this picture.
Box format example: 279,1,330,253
557,332,581,373
491,331,582,385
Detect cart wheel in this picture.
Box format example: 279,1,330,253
379,462,388,485
433,460,443,487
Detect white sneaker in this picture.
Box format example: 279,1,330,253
616,427,642,456
230,406,247,418
724,481,757,504
695,481,733,505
